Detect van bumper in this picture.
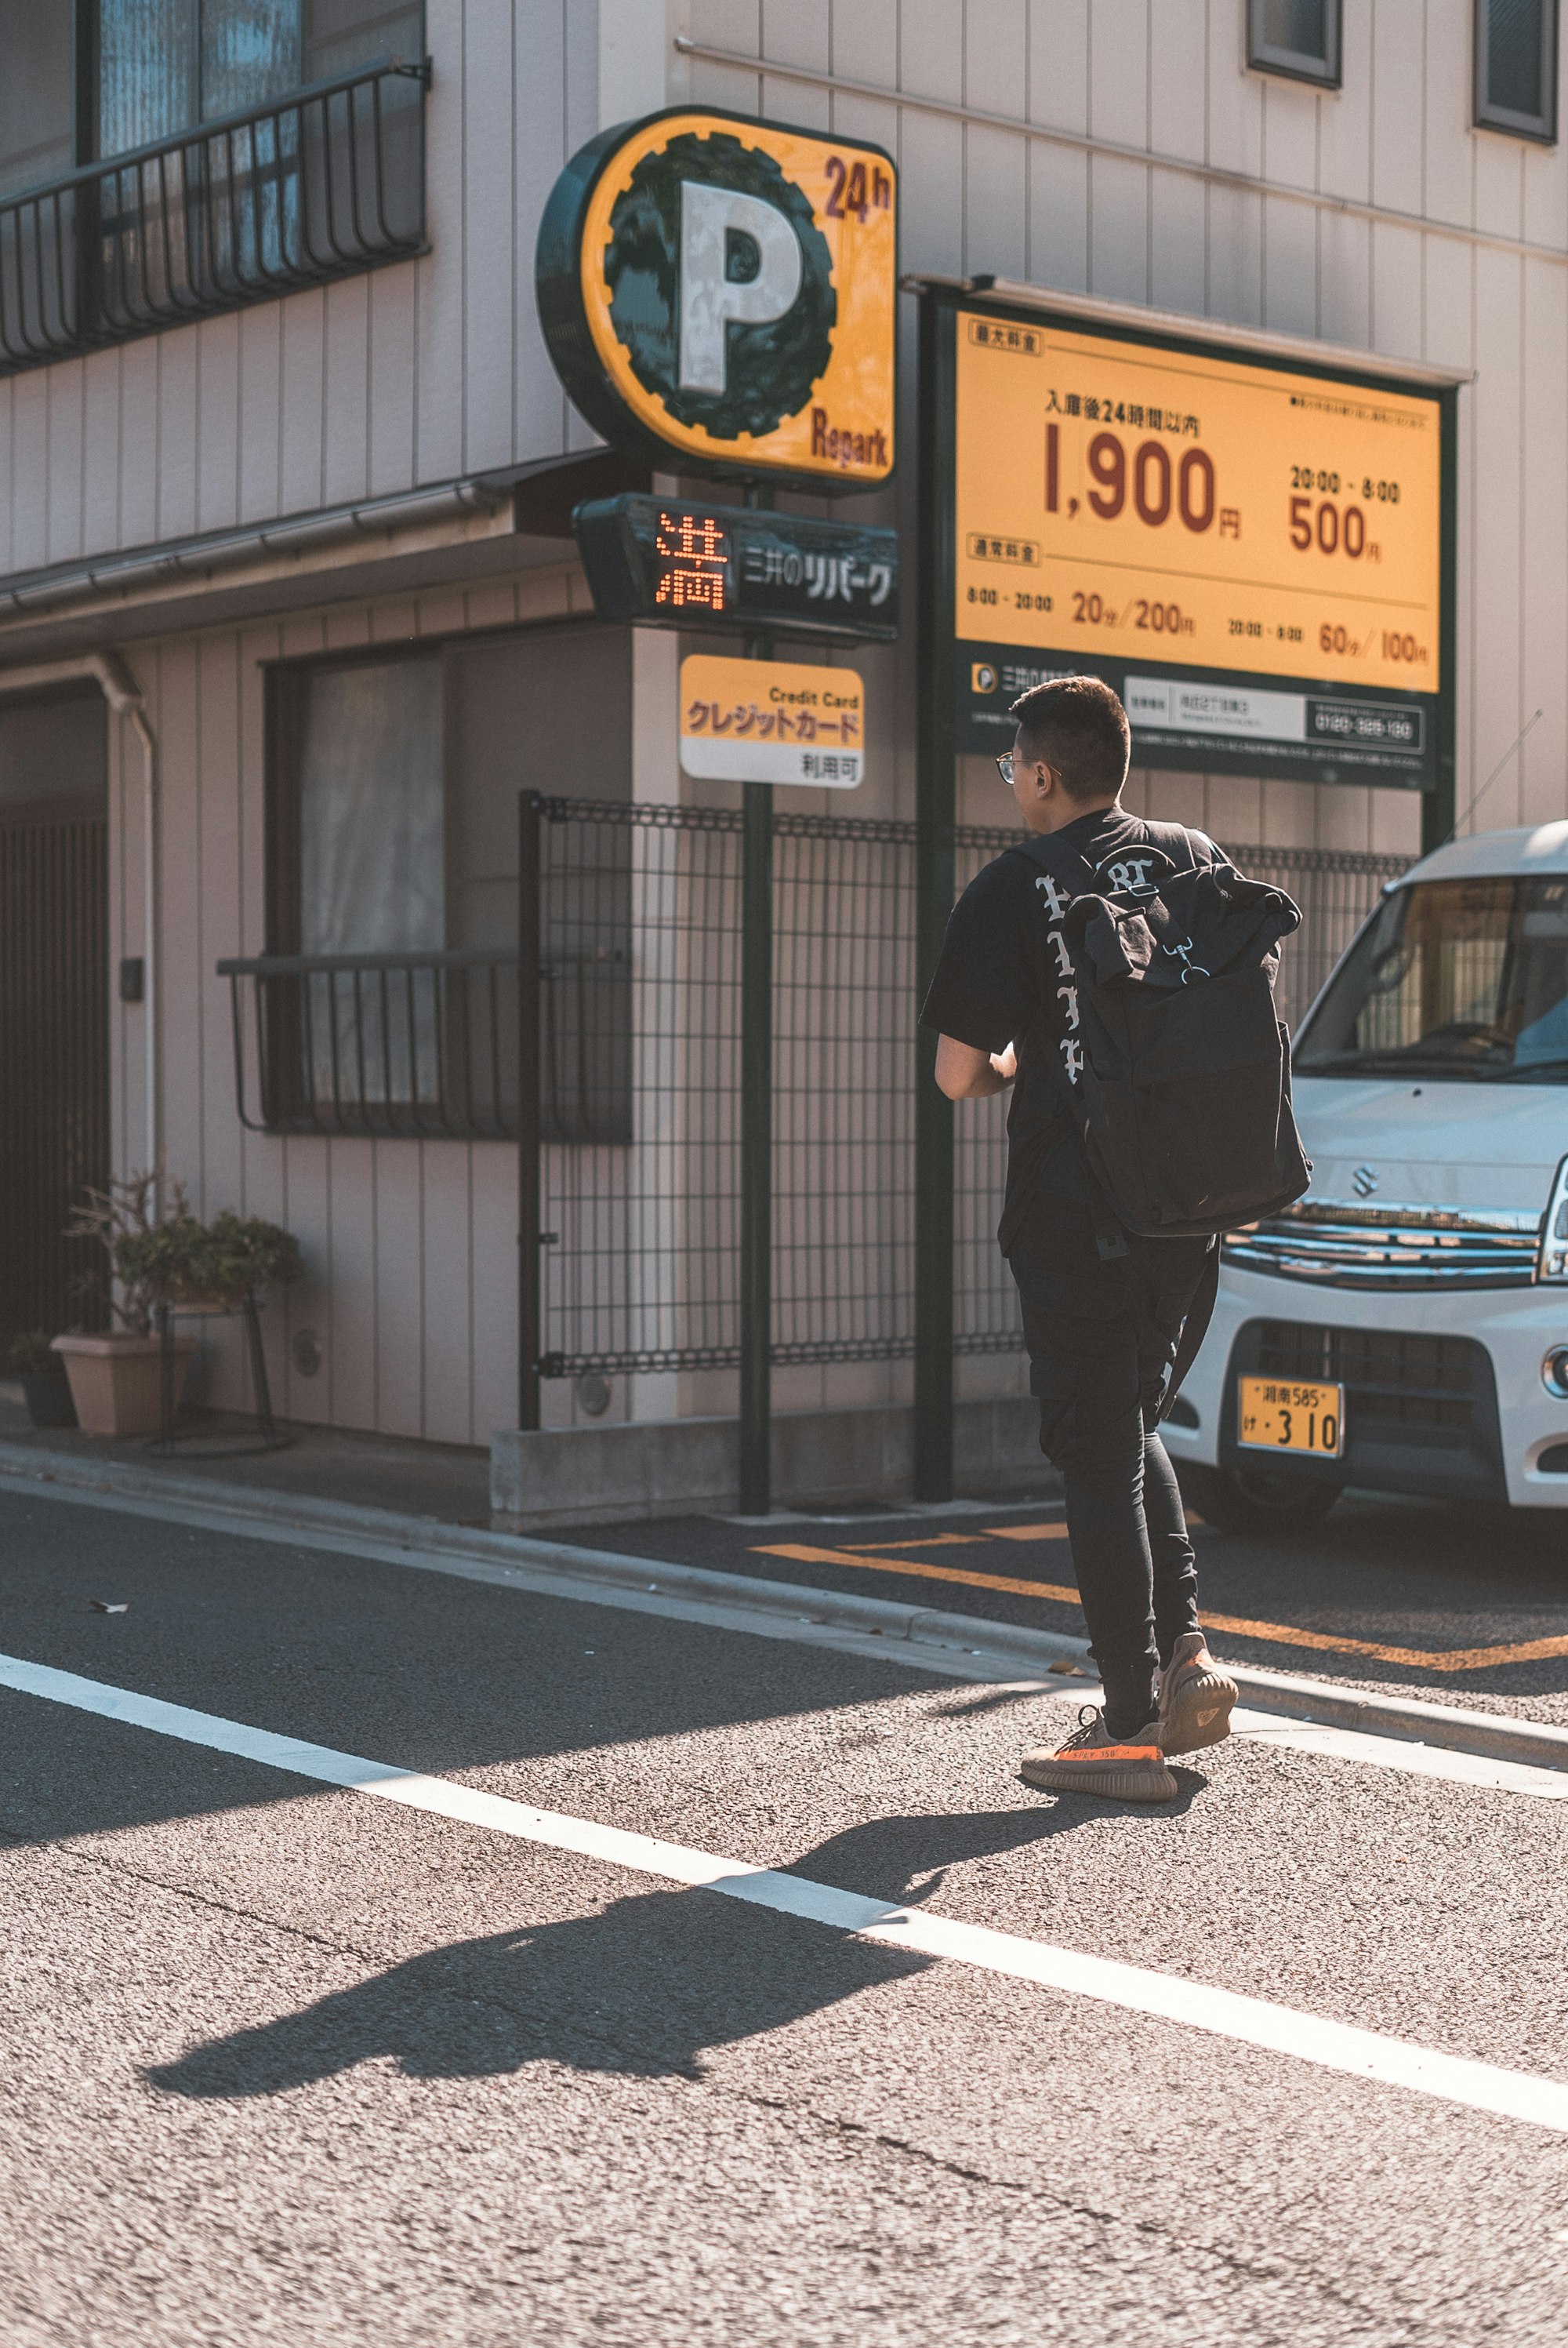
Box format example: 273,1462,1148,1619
1161,1263,1568,1510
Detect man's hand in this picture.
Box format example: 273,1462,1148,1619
935,1034,1015,1099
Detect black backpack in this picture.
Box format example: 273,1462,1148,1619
1017,820,1312,1241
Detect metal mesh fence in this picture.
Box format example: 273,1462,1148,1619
531,796,1409,1381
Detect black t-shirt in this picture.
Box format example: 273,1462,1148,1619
920,806,1218,1252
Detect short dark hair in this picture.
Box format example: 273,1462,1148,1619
1011,674,1131,801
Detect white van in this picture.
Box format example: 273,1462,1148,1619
1163,821,1568,1529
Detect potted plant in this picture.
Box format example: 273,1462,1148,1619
5,1331,79,1429
50,1180,300,1441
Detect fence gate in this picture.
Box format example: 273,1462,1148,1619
517,791,1408,1427
0,792,110,1341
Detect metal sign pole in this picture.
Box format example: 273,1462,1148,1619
739,489,775,1517
913,291,956,1503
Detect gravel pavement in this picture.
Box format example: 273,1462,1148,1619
3,1486,1568,2346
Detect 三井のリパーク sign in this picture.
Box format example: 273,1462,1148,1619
536,108,896,491
953,305,1446,789
678,656,866,787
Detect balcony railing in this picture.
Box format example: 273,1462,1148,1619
218,950,517,1143
0,56,427,376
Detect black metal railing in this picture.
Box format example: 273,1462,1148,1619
218,948,517,1141
0,56,427,375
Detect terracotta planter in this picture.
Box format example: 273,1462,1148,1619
50,1333,199,1438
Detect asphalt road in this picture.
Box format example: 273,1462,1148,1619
562,1487,1568,1721
4,1484,1568,2345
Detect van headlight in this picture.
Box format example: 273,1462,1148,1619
1539,1157,1568,1281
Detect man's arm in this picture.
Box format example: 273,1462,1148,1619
935,1035,1017,1099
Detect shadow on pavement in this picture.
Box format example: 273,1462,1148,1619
148,1806,1111,2100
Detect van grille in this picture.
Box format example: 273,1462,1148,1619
1253,1322,1476,1433
1222,1199,1541,1289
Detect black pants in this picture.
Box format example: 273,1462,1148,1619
1007,1206,1214,1721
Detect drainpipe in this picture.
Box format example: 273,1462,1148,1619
89,654,160,1212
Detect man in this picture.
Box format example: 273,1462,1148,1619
921,675,1237,1803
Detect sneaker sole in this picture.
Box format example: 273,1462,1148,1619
1160,1669,1238,1758
1018,1755,1179,1802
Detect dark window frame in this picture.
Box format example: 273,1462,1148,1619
1474,0,1560,144
1246,0,1343,88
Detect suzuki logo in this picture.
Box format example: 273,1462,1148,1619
1352,1164,1378,1198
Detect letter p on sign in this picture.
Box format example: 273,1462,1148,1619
679,184,804,393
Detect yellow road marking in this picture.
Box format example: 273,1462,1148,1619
839,1533,992,1551
756,1543,1080,1606
750,1543,1568,1675
985,1522,1071,1542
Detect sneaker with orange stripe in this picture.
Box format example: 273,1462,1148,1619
1018,1706,1178,1803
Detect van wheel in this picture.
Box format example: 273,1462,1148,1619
1181,1462,1343,1535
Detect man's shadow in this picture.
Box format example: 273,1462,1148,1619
148,1798,1161,2100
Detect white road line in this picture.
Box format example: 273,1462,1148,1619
3,1650,1567,2138
1233,1710,1568,1798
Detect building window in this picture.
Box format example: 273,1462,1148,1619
0,1,428,378
1247,0,1342,87
1475,0,1559,141
264,629,633,1138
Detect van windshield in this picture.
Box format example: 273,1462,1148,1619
1294,874,1568,1082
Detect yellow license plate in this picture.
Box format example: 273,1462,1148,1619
1237,1376,1345,1457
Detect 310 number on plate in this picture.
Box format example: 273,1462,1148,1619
1236,1376,1345,1458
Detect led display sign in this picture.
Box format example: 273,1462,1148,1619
572,494,899,642
536,107,897,492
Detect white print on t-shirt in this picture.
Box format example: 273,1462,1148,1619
1101,854,1158,896
1035,864,1082,1087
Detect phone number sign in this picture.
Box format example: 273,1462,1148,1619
953,307,1445,788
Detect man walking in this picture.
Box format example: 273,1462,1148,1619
921,675,1238,1802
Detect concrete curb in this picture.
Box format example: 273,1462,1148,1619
2,1439,1566,1777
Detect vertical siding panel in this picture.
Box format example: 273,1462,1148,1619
1148,0,1207,163
1261,192,1317,337
368,265,419,498
10,373,49,571
238,304,285,522
1316,3,1373,203
422,1143,477,1442
279,289,327,516
118,340,161,547
1421,0,1474,231
964,129,1029,282
1149,169,1207,317
45,361,85,563
1318,213,1372,352
1369,223,1425,360
372,1143,426,1437
194,315,241,535
898,0,966,104
156,329,201,542
898,111,966,278
516,0,570,463
462,1,519,475
322,276,372,508
1026,140,1091,295
417,0,466,485
1370,0,1424,216
470,1143,520,1445
832,0,896,85
82,354,123,553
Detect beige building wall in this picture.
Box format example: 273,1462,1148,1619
13,0,1568,1445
